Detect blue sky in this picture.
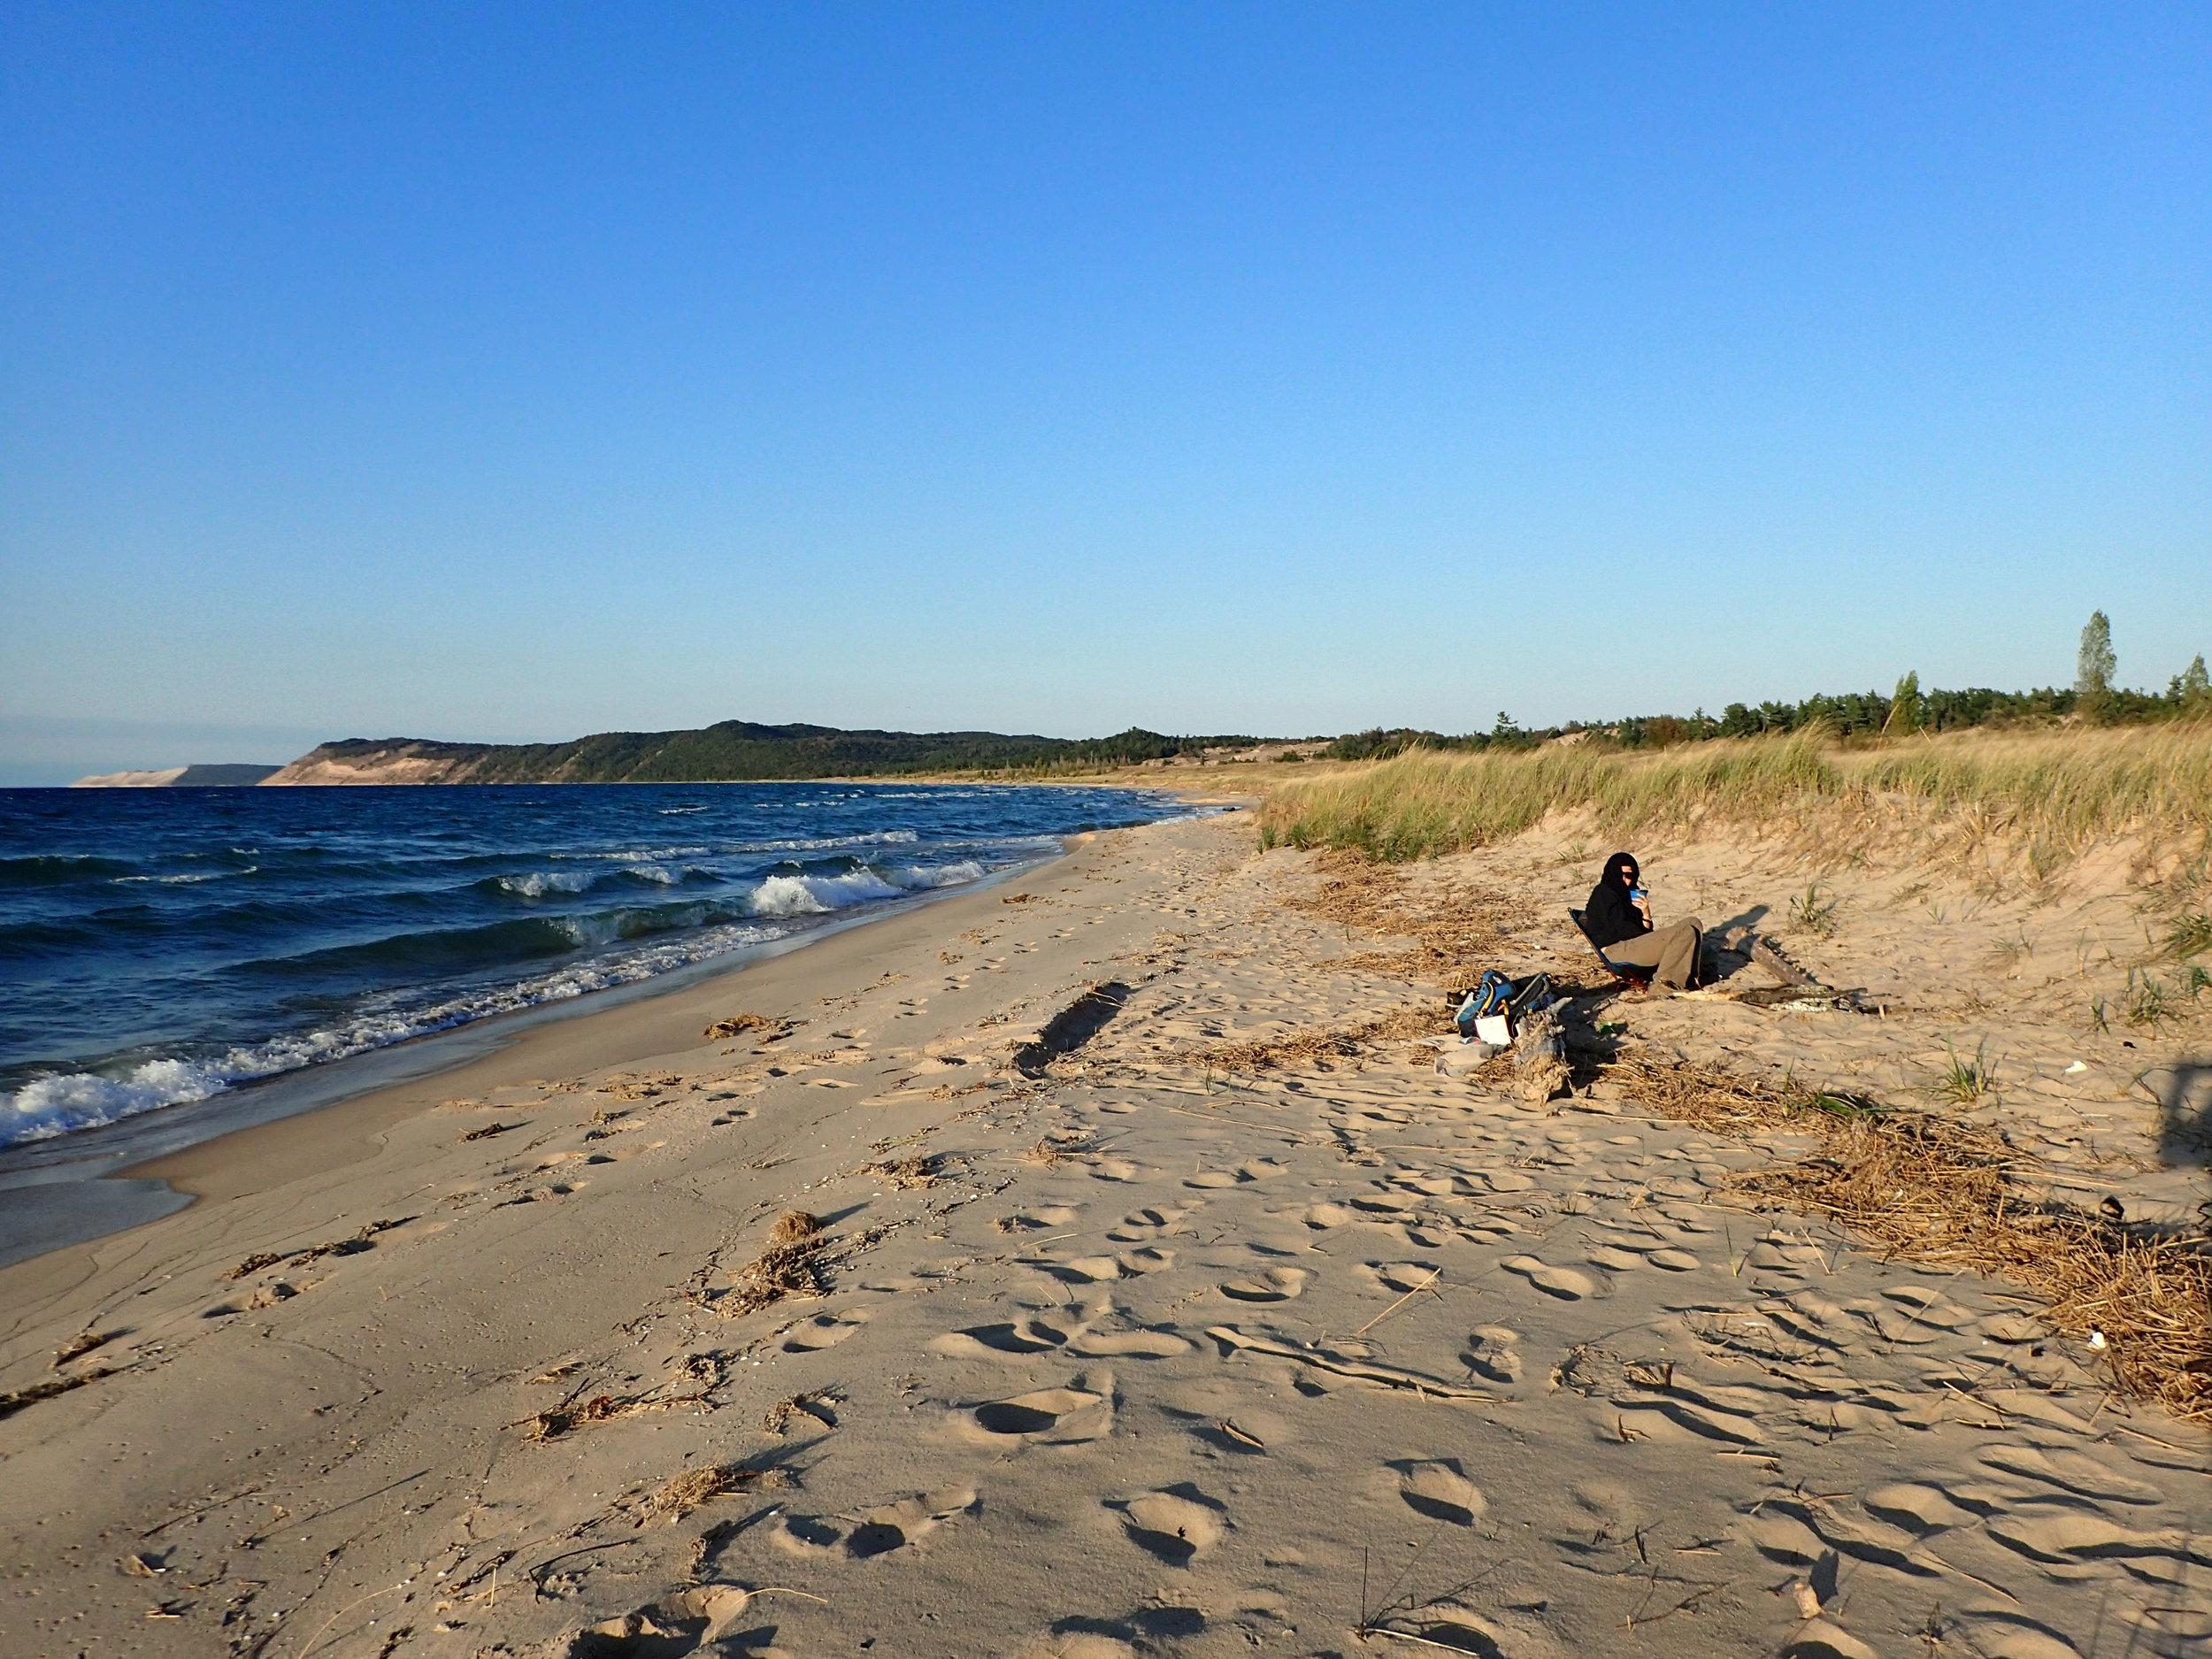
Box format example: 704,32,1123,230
4,3,2206,780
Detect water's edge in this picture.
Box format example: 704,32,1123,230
0,843,1064,1270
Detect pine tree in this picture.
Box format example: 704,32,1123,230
2076,611,2116,721
1883,671,1924,735
2184,653,2210,709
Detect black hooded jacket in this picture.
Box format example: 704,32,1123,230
1584,852,1648,949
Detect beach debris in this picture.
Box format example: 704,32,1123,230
518,1365,719,1441
0,1368,116,1420
1206,1326,1496,1399
224,1217,411,1281
1195,1002,1438,1072
53,1327,114,1367
763,1389,839,1434
768,1210,823,1244
1512,1006,1570,1102
1748,935,1819,988
563,1584,806,1653
460,1120,516,1141
860,1154,941,1190
633,1462,776,1525
691,1213,836,1320
1025,1129,1094,1165
1601,1056,2211,1420
703,1012,797,1041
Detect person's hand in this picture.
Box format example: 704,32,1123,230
1632,893,1652,924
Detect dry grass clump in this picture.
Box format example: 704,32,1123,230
1024,1130,1095,1166
634,1462,774,1525
860,1155,941,1190
767,1210,823,1244
0,1369,115,1420
762,1390,838,1435
704,1013,797,1041
710,1215,832,1318
1259,724,2212,872
1287,851,1543,985
52,1328,112,1367
224,1217,410,1281
1747,1117,2212,1421
1196,1004,1442,1071
1602,1056,2212,1422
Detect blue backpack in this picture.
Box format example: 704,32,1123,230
1455,970,1514,1038
1455,969,1555,1041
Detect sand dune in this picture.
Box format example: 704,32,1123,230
2,813,2206,1656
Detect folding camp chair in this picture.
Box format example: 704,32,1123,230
1569,908,1655,989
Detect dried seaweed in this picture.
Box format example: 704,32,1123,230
0,1368,115,1420
1605,1056,2212,1422
703,1012,795,1041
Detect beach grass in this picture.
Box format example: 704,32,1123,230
1256,721,2212,869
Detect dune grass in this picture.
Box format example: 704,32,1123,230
1256,722,2212,869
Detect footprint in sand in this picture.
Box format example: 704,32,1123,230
1303,1203,1355,1229
1464,1327,1523,1384
560,1584,764,1655
935,1305,1189,1362
781,1311,868,1352
1015,1637,1136,1659
1115,1488,1226,1566
1050,1248,1175,1283
968,1376,1115,1446
1394,1460,1486,1526
1217,1267,1310,1303
1069,1324,1191,1358
998,1206,1081,1233
1647,1248,1701,1271
932,1316,1070,1358
774,1486,979,1561
1107,1206,1188,1242
1586,1246,1645,1272
1499,1256,1599,1300
1363,1262,1442,1294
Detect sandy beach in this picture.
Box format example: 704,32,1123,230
4,810,2208,1658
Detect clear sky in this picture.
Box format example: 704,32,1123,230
4,3,2206,780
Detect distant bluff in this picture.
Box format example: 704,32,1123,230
257,722,1267,785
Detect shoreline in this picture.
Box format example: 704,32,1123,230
0,836,1080,1270
0,787,1247,1269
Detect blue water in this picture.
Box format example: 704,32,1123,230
0,782,1187,1147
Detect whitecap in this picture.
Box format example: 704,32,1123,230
882,859,986,890
498,870,593,898
748,870,907,917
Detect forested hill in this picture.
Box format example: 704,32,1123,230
260,722,1262,785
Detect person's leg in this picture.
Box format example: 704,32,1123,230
1604,920,1704,987
1600,932,1666,974
1655,917,1704,988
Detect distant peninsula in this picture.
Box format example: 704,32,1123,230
257,723,1286,786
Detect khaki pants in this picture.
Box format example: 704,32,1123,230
1601,916,1705,989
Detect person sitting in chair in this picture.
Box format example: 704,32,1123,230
1584,852,1703,991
